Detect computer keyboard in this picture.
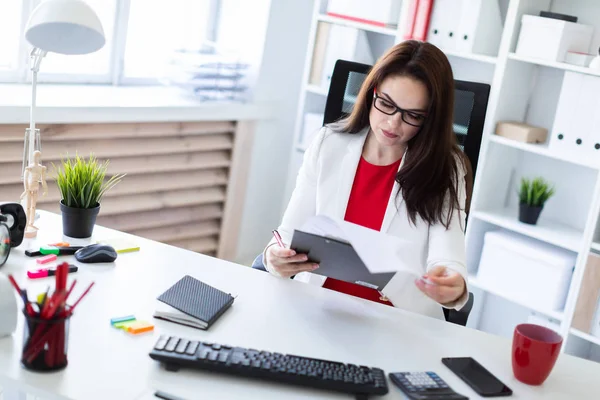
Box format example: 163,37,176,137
149,335,389,397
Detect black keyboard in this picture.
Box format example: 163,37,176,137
149,335,388,397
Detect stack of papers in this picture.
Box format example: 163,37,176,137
298,215,423,278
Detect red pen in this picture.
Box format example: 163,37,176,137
272,230,285,247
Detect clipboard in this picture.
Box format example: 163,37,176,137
290,230,395,290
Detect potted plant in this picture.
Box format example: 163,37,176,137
54,154,125,238
518,177,555,225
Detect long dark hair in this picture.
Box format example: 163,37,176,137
336,40,462,229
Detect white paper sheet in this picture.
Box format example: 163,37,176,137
299,215,424,277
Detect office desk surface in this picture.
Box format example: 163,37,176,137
0,211,598,400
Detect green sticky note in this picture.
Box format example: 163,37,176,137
113,320,137,330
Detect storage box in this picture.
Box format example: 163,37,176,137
515,15,594,62
327,0,402,27
476,230,575,312
495,121,548,144
565,51,595,67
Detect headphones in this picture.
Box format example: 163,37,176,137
0,203,27,267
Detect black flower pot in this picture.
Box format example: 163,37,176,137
60,201,100,238
519,203,543,225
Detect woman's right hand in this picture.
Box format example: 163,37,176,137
265,246,319,278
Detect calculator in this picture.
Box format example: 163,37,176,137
389,371,468,400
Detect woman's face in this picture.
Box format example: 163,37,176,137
369,75,429,149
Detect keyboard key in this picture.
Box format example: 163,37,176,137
186,341,199,356
165,337,179,352
154,335,169,351
175,340,189,354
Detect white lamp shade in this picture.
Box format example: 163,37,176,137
25,0,105,55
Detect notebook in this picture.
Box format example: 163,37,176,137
154,275,234,330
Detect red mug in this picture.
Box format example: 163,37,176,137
512,323,563,385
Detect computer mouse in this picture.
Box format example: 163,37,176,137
75,244,118,263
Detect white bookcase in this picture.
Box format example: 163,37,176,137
283,0,600,364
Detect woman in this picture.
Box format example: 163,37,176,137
263,40,469,319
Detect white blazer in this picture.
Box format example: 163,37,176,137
265,126,469,320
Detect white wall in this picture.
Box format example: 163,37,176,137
233,0,315,264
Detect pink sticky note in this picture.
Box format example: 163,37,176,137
37,254,57,264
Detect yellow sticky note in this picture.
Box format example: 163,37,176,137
97,238,140,254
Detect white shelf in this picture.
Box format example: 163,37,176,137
468,274,564,321
508,53,600,78
488,135,599,170
592,242,600,252
306,84,329,97
570,328,600,346
472,208,582,252
443,49,497,64
305,83,356,103
316,14,397,36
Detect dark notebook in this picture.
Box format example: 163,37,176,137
154,275,234,330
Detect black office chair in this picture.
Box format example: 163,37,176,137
253,59,491,326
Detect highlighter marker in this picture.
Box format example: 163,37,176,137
25,249,43,257
40,246,83,255
28,264,78,279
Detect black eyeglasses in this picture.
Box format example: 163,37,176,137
373,92,427,127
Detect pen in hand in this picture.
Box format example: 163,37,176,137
272,230,285,248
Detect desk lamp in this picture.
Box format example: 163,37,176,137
20,0,105,236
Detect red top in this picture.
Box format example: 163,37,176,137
322,156,401,306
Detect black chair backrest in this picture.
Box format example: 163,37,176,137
323,59,491,182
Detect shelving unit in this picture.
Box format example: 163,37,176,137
508,52,600,78
284,0,600,365
472,208,583,252
316,14,398,36
571,328,600,347
469,275,565,321
489,135,600,169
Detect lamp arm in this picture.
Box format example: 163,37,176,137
29,48,46,132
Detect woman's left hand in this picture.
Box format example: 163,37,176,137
415,266,466,305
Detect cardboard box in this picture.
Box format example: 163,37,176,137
495,121,548,143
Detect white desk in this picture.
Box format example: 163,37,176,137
0,211,598,400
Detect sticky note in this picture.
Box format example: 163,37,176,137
97,238,140,254
113,320,137,330
37,254,57,264
110,315,136,325
126,321,154,335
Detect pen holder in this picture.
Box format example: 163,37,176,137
21,308,72,372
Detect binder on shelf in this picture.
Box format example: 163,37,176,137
426,0,456,49
550,72,600,164
327,0,402,28
454,0,502,55
411,0,434,42
572,253,600,333
309,22,331,86
426,0,502,55
320,24,374,90
401,0,419,40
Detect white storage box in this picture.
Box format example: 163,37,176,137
477,230,575,312
515,15,593,62
327,0,401,27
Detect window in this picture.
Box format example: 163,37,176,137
123,0,213,80
2,0,220,84
0,1,25,72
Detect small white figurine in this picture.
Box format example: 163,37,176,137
20,150,48,238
